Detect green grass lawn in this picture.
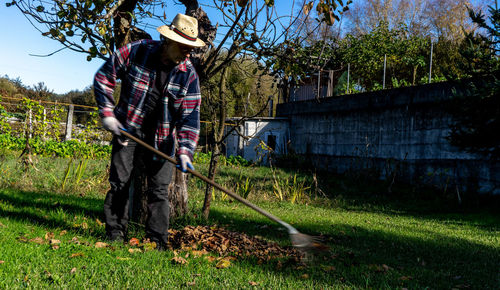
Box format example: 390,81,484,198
0,154,499,288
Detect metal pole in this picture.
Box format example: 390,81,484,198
429,40,433,84
346,63,350,94
383,54,387,89
317,69,321,99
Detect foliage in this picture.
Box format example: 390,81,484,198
0,134,111,159
194,152,251,167
61,158,89,190
0,96,12,135
343,0,481,40
447,5,500,159
19,97,65,141
73,108,104,145
235,171,253,199
271,170,311,204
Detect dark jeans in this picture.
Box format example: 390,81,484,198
103,136,174,244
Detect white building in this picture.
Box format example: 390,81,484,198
224,117,289,164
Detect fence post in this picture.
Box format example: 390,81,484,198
428,40,434,83
42,108,47,140
383,54,387,89
27,109,33,139
65,104,74,141
327,70,334,97
346,63,350,94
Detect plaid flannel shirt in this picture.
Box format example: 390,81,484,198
94,39,201,159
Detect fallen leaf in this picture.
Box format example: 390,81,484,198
70,253,84,258
129,238,140,247
300,273,309,279
70,267,77,274
94,242,108,248
128,248,142,254
29,237,45,244
59,230,67,236
44,232,54,240
249,281,259,286
171,256,188,265
142,241,156,251
0,260,4,264
186,281,196,286
322,265,336,272
117,257,131,261
191,250,208,258
400,276,413,281
215,258,231,269
96,219,104,227
205,256,216,262
81,222,89,230
51,245,60,250
50,239,61,245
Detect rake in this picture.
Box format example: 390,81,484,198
120,129,326,251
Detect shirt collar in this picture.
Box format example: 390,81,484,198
177,58,188,72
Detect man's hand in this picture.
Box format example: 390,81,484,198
102,116,123,136
177,154,194,172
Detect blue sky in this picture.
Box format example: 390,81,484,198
1,1,492,95
0,3,184,94
0,2,295,95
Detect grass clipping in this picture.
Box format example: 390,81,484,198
167,225,304,263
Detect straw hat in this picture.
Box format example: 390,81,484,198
157,14,206,47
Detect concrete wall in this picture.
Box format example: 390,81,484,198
277,81,499,195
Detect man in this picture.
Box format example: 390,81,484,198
94,13,205,249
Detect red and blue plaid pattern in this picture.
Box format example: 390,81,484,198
94,39,201,158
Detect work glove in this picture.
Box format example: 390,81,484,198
102,116,123,136
177,154,194,172
102,117,128,146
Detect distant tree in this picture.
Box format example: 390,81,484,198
447,5,500,159
343,0,486,40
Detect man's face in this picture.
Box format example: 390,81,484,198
161,40,194,65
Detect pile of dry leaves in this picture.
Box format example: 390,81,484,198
167,225,303,263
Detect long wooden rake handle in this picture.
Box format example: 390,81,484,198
119,129,299,234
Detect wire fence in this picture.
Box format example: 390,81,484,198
287,43,439,102
0,95,225,149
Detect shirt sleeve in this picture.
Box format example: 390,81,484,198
93,43,132,118
176,71,201,160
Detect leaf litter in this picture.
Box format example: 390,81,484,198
166,225,304,263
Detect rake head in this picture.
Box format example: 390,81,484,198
290,232,330,253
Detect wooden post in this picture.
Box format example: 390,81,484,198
65,105,74,141
27,109,33,139
42,108,47,140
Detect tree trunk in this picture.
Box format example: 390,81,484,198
168,169,189,219
201,67,227,219
201,144,221,219
131,155,189,225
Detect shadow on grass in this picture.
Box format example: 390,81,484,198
0,188,105,238
1,187,499,288
206,208,500,288
205,165,500,232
